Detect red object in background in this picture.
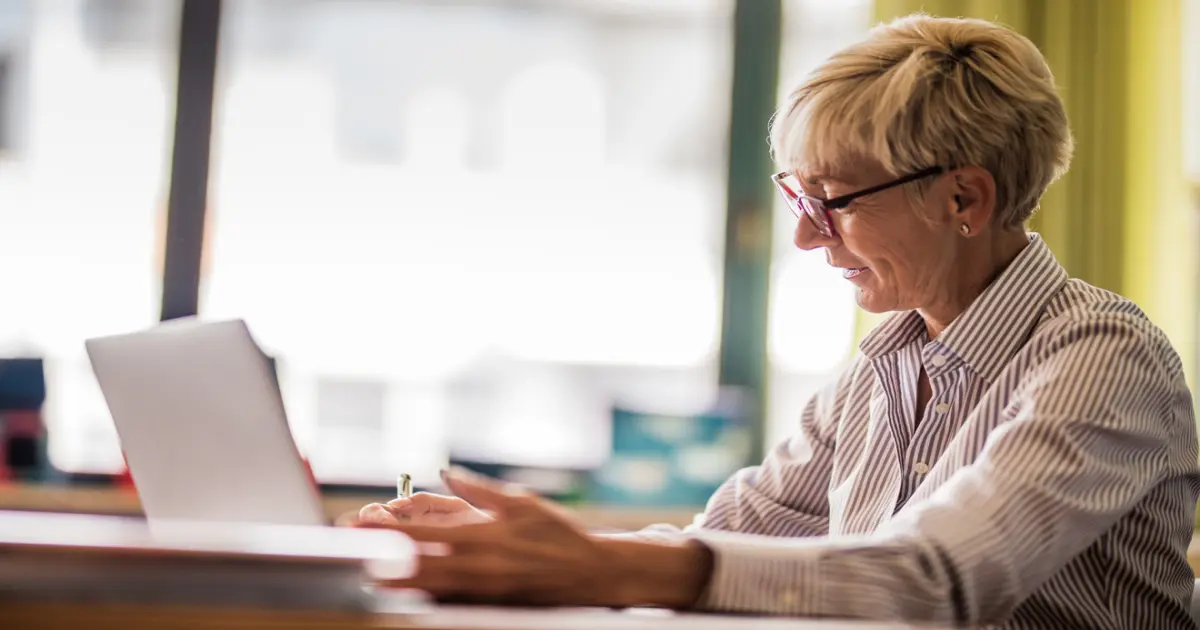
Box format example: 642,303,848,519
115,454,136,491
302,457,318,490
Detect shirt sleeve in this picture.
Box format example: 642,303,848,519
619,358,858,544
691,316,1195,625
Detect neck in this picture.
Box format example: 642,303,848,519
919,228,1030,339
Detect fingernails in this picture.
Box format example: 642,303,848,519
444,465,482,482
440,466,475,487
356,504,389,525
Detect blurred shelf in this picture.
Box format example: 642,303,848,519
0,483,697,532
0,482,142,515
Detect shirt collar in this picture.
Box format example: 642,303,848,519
858,233,1068,381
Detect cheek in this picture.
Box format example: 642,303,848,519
841,216,937,278
841,219,904,267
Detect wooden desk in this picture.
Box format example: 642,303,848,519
0,601,927,630
6,481,1200,575
3,602,382,630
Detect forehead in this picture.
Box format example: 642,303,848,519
773,97,892,186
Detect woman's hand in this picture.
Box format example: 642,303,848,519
356,468,714,608
355,492,495,528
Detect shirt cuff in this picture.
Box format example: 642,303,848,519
596,527,685,544
689,530,825,615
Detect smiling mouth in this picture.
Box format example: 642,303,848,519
842,267,868,279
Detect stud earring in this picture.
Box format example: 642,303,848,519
960,223,971,236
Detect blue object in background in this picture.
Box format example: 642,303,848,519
587,387,754,508
0,358,53,482
0,358,45,410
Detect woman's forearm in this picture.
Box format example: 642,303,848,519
592,536,714,609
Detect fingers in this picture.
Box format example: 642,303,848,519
385,547,579,607
355,472,512,532
384,552,515,601
359,519,502,594
439,467,528,515
364,521,496,544
333,509,361,528
386,492,469,515
357,503,402,527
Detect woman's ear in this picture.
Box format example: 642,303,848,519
951,166,996,234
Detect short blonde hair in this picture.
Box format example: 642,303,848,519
771,14,1073,228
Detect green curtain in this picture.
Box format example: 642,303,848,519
849,0,1194,388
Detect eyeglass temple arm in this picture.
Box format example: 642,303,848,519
823,166,945,207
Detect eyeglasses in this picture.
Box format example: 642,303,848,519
771,166,945,237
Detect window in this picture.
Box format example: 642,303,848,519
766,0,870,446
202,0,734,485
0,0,180,473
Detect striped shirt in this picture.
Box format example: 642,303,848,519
644,234,1200,628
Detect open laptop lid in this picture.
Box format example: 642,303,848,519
85,318,327,527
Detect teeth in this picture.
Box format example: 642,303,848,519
843,267,865,278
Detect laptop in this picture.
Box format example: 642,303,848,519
85,318,328,527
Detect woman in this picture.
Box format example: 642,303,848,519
354,14,1199,628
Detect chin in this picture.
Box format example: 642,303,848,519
854,289,894,314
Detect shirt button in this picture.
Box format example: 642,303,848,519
913,462,931,475
934,402,951,413
929,355,948,367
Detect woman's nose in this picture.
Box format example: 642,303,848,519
793,215,839,251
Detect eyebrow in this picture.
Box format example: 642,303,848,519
801,171,854,187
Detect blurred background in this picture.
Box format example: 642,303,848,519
0,0,1195,519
